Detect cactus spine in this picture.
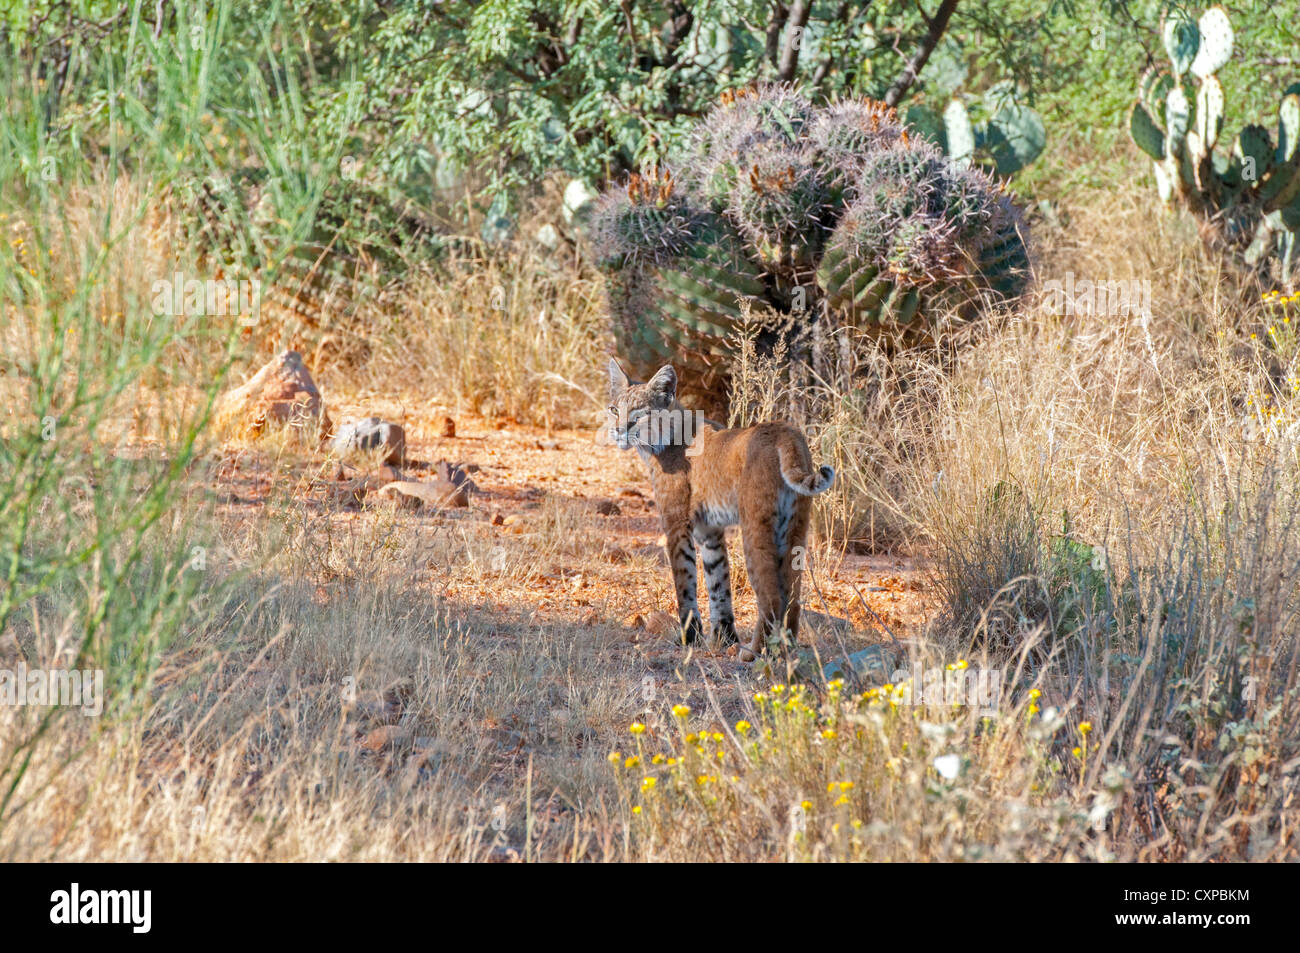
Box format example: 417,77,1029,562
588,85,1032,400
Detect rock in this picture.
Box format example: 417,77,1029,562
328,462,404,507
214,350,331,442
330,417,405,465
822,645,900,687
377,479,468,510
438,416,456,438
377,463,475,510
593,499,621,516
431,461,478,494
644,610,677,636
535,224,560,250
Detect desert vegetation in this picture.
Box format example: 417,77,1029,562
1,1,1298,863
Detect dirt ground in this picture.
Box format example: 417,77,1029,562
214,392,937,666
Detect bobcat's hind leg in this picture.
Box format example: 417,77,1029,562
695,526,736,647
776,500,812,644
738,513,785,663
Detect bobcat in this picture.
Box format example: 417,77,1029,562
606,359,834,661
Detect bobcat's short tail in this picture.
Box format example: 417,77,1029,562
779,445,836,497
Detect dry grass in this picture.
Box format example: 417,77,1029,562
3,171,1299,862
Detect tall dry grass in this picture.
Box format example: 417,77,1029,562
5,139,1299,860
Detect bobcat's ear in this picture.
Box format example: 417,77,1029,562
646,365,677,405
607,358,630,400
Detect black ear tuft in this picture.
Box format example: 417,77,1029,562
646,365,677,404
607,358,630,400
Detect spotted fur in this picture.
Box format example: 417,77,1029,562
607,359,835,660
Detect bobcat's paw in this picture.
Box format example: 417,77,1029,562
710,620,738,647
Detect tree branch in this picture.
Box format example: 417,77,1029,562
776,0,812,83
765,2,789,72
883,0,959,107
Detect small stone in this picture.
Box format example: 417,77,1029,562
644,610,677,636
377,480,468,510
594,500,621,516
822,645,899,686
330,417,406,465
431,461,478,494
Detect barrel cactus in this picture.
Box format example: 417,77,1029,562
1127,5,1300,288
588,85,1032,401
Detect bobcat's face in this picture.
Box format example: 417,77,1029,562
606,360,677,452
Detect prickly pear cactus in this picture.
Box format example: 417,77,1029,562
901,84,1047,177
588,85,1032,400
1127,5,1300,288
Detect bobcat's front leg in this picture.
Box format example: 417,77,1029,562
666,528,702,644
